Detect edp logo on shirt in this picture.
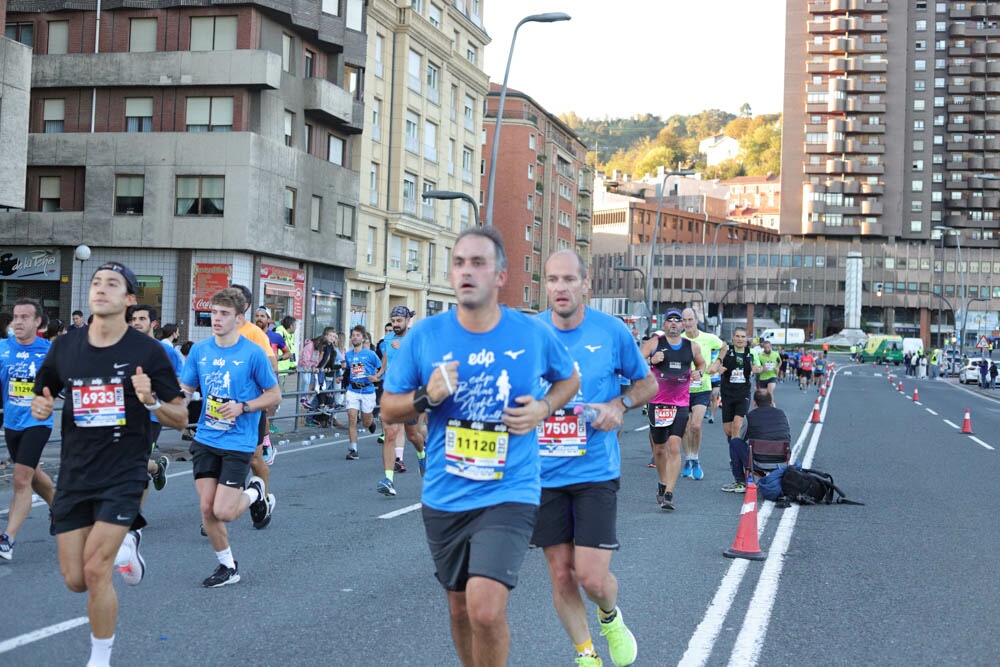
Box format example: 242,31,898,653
467,349,495,367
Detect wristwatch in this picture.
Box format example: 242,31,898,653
242,402,252,414
620,395,634,411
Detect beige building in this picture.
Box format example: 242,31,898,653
350,0,489,329
0,0,31,209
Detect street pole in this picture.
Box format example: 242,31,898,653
484,12,570,227
704,221,736,333
644,174,670,334
939,234,944,348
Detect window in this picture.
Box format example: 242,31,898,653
914,120,925,131
462,147,473,183
426,63,440,103
527,195,533,211
528,164,535,180
914,80,925,91
190,16,237,51
915,59,926,71
282,34,293,72
429,4,442,27
345,64,363,101
115,175,144,215
284,187,296,227
175,176,225,216
284,110,294,147
125,98,153,133
424,120,437,162
374,35,384,77
915,20,927,31
523,287,530,302
39,177,60,212
367,227,377,265
130,18,157,52
422,181,436,220
913,159,924,171
369,163,379,206
336,203,355,240
4,23,33,47
914,100,926,111
464,95,474,131
412,0,424,13
466,42,477,64
322,0,340,15
403,173,417,213
408,49,422,92
407,239,420,271
304,124,313,153
186,97,233,132
346,0,363,31
405,110,420,153
47,21,69,54
448,139,456,175
372,98,381,142
390,234,402,269
43,99,65,133
304,50,315,78
428,243,437,280
525,225,532,241
450,85,458,121
328,135,345,165
310,195,321,232
529,134,536,150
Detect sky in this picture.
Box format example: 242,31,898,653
482,0,786,121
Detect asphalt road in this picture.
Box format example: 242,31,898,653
1,355,997,666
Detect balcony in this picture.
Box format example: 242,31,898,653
422,202,435,222
303,77,355,127
32,50,282,89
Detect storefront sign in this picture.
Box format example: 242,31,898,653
260,263,305,319
0,247,61,280
192,263,233,312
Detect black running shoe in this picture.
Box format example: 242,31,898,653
657,490,675,511
49,509,56,536
202,562,240,588
368,421,378,434
253,494,275,530
394,458,407,473
346,449,359,460
152,455,170,491
247,476,267,525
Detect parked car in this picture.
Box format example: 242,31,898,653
961,358,989,384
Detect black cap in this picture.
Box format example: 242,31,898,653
93,262,138,294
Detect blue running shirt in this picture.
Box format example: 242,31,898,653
535,308,648,486
180,336,276,453
0,337,53,430
384,307,576,512
344,348,381,394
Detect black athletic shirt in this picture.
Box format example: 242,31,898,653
720,347,755,398
34,327,182,492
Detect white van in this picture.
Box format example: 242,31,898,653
902,337,924,357
758,328,806,345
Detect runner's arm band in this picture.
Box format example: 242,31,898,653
413,386,443,413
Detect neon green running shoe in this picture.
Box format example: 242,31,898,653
574,654,602,666
599,607,637,667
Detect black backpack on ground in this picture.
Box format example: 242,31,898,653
780,464,864,505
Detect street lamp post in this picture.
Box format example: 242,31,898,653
935,225,965,355
484,12,571,227
704,221,738,332
681,288,704,324
422,189,480,226
614,266,648,332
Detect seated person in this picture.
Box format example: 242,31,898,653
721,388,791,493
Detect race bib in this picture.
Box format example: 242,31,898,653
730,369,746,384
654,405,676,427
445,418,508,480
350,363,366,379
537,410,586,456
71,377,126,428
764,361,776,371
205,394,236,431
7,376,35,407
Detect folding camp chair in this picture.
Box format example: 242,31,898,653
747,439,791,478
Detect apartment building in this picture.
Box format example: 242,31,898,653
722,173,781,230
482,84,592,311
0,0,366,344
352,0,489,328
782,0,1000,247
0,0,31,210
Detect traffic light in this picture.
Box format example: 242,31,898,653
874,282,883,297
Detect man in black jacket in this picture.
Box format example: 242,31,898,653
721,388,790,493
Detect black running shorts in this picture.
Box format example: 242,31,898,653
422,502,537,592
4,426,52,469
689,391,712,409
52,479,146,534
257,411,268,446
190,442,253,488
721,395,750,423
647,404,689,444
531,479,620,550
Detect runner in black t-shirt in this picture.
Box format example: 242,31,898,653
32,262,187,667
718,328,760,452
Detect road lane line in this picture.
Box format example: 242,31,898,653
926,408,937,415
378,503,422,519
969,436,995,451
914,401,922,406
0,617,89,654
943,419,959,429
634,424,649,432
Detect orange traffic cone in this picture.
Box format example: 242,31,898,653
723,479,766,561
888,373,894,383
962,409,974,434
897,381,903,392
913,386,919,402
810,398,822,423
820,383,826,397
884,364,889,373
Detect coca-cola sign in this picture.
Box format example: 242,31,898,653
192,263,232,312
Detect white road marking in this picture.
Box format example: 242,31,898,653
0,617,89,654
943,419,959,429
378,503,422,519
926,408,938,415
874,373,882,377
914,401,922,406
634,424,650,432
969,436,995,451
842,371,853,375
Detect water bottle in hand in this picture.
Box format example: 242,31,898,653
573,404,599,423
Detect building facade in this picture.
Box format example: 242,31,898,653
722,173,781,230
351,0,489,329
781,0,1000,246
482,85,592,312
1,0,31,210
0,0,367,346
